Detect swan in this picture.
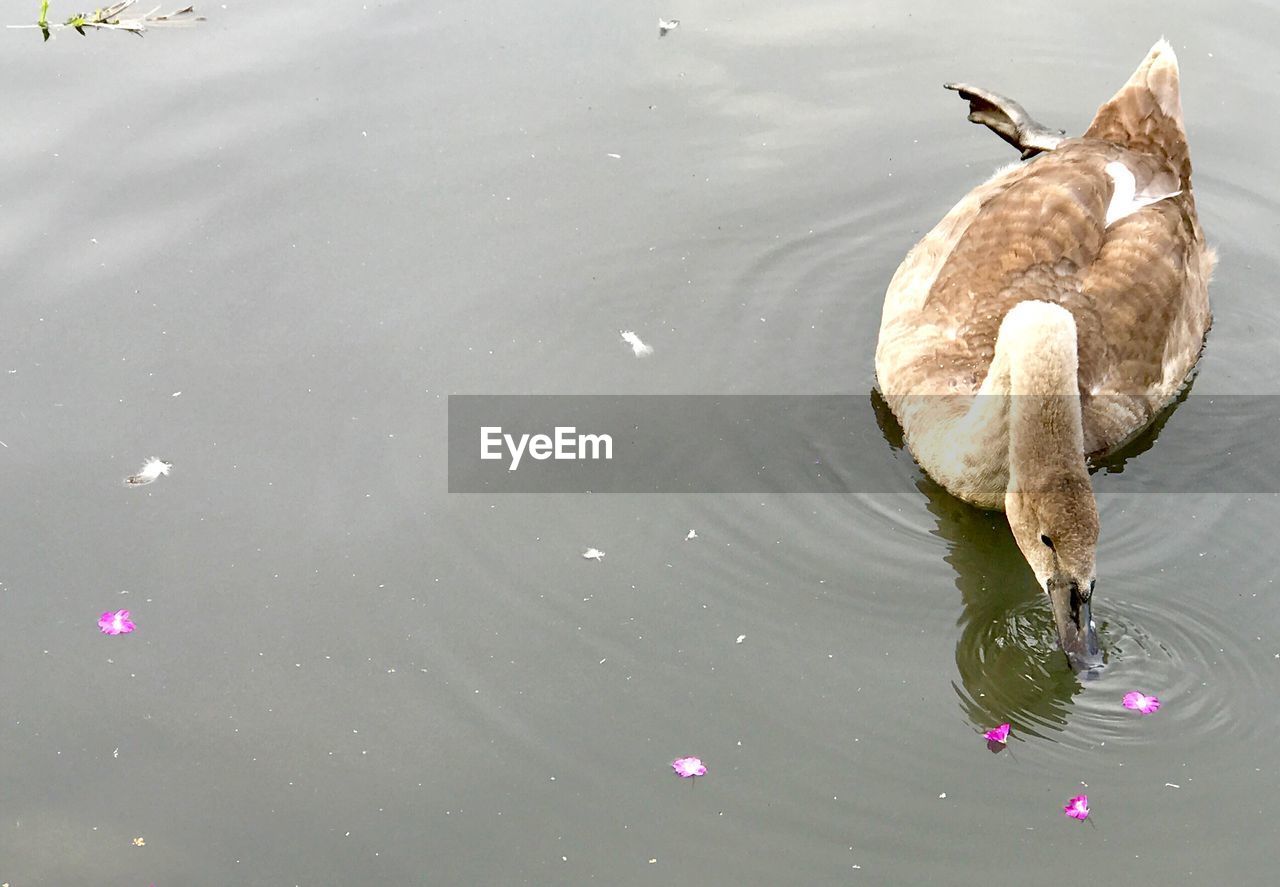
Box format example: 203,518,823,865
875,40,1214,670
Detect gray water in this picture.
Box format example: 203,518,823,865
2,1,1279,884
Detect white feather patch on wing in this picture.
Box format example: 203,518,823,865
1104,161,1180,227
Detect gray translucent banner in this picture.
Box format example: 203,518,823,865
448,394,1278,493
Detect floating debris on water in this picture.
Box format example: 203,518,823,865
984,723,1010,745
131,836,145,847
735,634,746,644
672,756,705,778
125,457,172,486
658,17,679,36
685,529,698,541
1063,795,1090,821
11,0,205,41
582,548,606,561
1122,691,1160,714
98,609,135,635
620,330,653,357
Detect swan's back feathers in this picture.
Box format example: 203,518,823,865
876,40,1212,459
1083,39,1191,186
887,143,1198,400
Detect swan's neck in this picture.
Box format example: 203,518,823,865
989,302,1088,494
904,301,1087,507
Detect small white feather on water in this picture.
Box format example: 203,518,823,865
125,457,172,486
658,18,680,36
620,330,654,357
685,529,698,541
582,548,606,561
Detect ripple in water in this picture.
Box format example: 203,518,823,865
953,590,1268,754
952,596,1082,742
1079,597,1266,742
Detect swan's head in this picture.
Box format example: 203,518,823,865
1006,477,1101,671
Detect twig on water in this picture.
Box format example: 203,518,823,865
12,1,204,41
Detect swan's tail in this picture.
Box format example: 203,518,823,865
1083,39,1191,185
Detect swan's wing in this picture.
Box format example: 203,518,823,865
1076,190,1210,397
877,149,1106,396
1083,39,1191,187
898,143,1207,404
920,144,1110,325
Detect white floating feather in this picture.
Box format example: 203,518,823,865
125,457,172,486
582,547,606,561
620,330,654,357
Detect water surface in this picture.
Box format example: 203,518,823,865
1,1,1278,884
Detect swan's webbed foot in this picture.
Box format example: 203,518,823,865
944,82,1067,159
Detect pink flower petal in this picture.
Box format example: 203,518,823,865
1122,691,1160,714
98,609,135,636
984,723,1010,744
671,756,706,778
1063,794,1090,820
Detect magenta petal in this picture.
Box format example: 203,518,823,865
98,609,135,636
984,723,1010,744
1123,691,1160,714
1063,794,1090,820
672,756,706,778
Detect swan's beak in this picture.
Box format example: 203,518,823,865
1047,575,1101,671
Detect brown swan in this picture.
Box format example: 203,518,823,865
875,40,1214,669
